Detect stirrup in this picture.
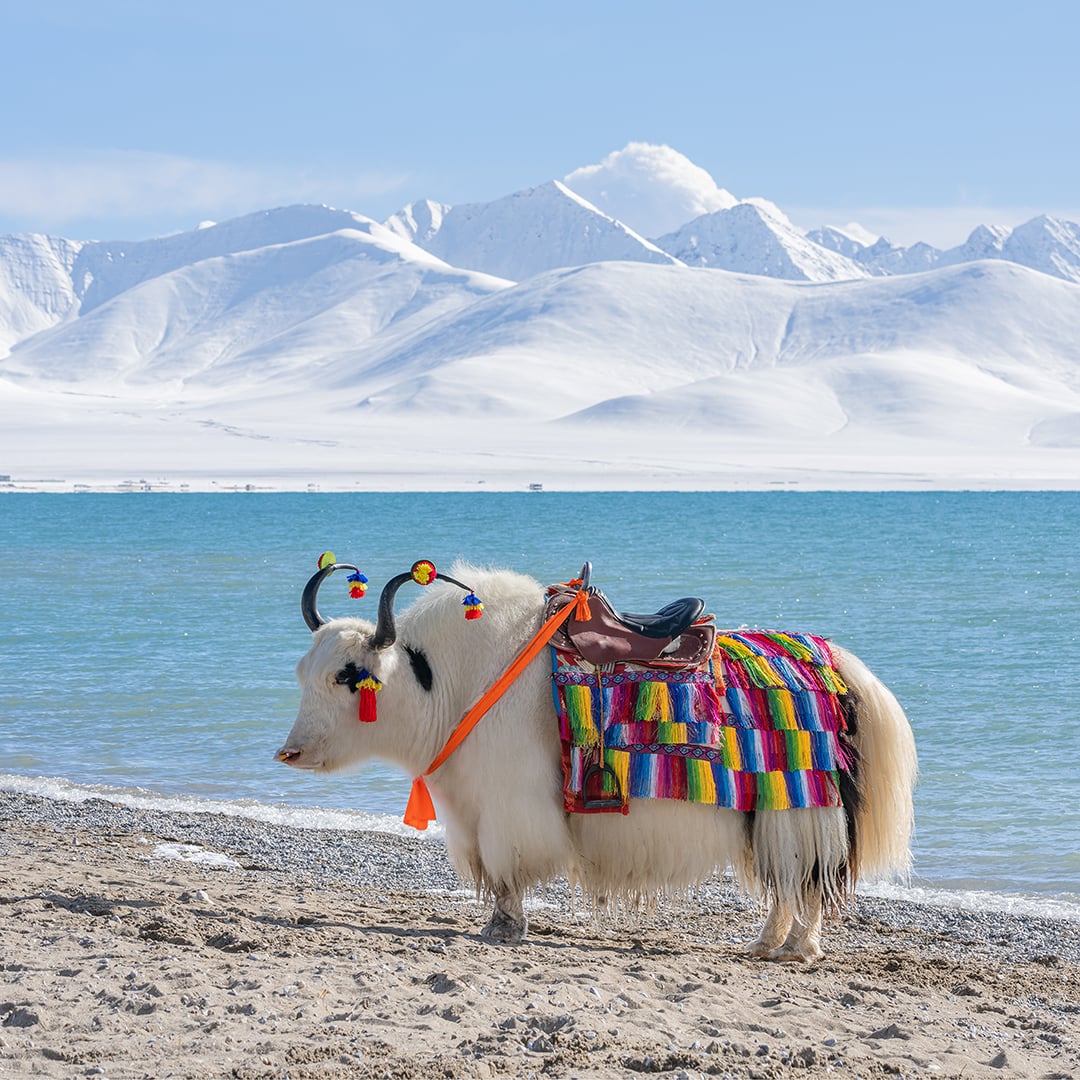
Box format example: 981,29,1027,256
581,763,624,810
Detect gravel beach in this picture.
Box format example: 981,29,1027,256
1,791,1077,1079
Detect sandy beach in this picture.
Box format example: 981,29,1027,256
1,793,1077,1080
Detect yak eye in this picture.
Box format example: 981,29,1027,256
334,663,359,690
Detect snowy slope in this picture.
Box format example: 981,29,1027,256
315,261,1080,439
0,234,82,354
655,202,866,282
382,199,451,249
396,181,681,281
4,225,510,389
72,205,381,314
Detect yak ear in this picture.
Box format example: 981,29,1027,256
404,645,434,693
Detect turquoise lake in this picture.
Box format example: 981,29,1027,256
1,491,1077,910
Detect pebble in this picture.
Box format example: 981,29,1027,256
3,790,1079,964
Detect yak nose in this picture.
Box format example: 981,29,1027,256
276,746,303,765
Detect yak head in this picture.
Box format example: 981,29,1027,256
275,558,485,775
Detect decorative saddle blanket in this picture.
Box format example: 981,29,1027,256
552,629,853,815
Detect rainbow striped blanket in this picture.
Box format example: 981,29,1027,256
551,630,852,815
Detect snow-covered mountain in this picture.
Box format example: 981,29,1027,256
382,199,450,249
809,228,942,276
810,215,1080,285
4,213,509,389
0,234,81,353
385,181,680,281
654,202,866,282
2,145,1080,491
994,215,1080,283
313,259,1080,436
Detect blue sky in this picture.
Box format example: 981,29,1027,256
3,0,1078,246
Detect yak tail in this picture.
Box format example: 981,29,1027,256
833,645,918,881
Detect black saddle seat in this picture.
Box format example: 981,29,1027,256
592,590,705,639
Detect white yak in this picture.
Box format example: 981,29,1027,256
277,560,917,962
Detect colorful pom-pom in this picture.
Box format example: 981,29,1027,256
412,559,437,586
317,551,336,570
347,570,368,599
462,592,484,620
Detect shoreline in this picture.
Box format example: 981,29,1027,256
5,475,1080,494
2,792,1078,1078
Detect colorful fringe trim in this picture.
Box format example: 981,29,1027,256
552,630,851,815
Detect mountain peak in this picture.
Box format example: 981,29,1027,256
391,180,679,282
655,201,865,282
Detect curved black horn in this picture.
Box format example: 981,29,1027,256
371,560,482,651
371,571,415,651
301,561,363,631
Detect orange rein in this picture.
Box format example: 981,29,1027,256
402,581,591,830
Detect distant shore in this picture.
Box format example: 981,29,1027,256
2,791,1077,1079
5,472,1080,494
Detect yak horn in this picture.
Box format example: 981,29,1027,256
372,560,480,652
301,562,364,631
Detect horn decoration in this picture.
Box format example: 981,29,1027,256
301,551,368,631
372,559,483,651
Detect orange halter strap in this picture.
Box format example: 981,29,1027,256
402,581,591,830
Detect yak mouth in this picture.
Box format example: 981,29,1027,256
275,746,321,769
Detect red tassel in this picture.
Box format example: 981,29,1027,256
358,686,378,723
355,668,382,723
403,776,437,830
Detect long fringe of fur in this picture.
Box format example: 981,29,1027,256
832,645,918,879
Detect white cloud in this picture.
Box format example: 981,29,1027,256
563,142,737,239
0,150,409,237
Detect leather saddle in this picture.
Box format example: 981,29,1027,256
546,563,715,668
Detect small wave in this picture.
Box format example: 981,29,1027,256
858,880,1080,924
0,772,444,841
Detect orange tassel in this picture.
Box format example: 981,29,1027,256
574,588,592,622
404,776,436,830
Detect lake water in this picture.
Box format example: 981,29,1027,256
1,491,1077,918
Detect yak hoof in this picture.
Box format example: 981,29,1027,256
767,941,824,964
480,908,527,945
745,937,823,963
745,937,780,959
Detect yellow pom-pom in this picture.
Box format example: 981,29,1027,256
412,559,437,586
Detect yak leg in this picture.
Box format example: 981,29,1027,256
768,892,824,963
746,900,793,958
480,888,527,945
